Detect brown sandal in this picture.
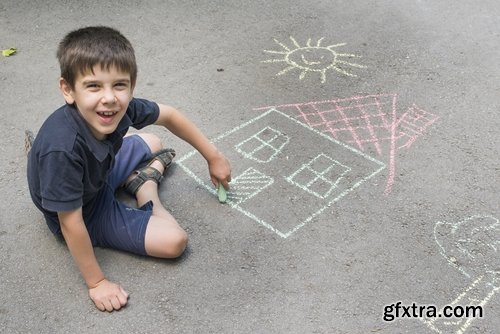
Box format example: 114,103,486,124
124,148,176,195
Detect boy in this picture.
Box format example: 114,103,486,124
27,26,231,312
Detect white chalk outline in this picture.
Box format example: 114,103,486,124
419,215,500,334
286,153,352,199
234,126,290,163
177,108,385,238
224,167,274,205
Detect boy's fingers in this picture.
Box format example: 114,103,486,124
103,300,114,312
110,296,122,310
210,176,217,188
215,179,229,190
118,287,129,306
96,302,106,312
120,286,129,299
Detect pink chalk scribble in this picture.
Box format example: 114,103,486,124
395,104,440,150
255,94,439,194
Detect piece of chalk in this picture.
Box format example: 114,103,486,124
217,183,227,203
2,47,17,57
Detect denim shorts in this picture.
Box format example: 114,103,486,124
86,135,155,256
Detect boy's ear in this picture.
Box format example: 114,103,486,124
59,78,75,104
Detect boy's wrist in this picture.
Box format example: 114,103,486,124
87,277,106,289
203,145,223,163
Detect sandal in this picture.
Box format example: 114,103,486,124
124,148,176,195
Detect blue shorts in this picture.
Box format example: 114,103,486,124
85,135,155,256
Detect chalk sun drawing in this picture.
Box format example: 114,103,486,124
419,215,500,334
262,36,367,83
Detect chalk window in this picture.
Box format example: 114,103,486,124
235,126,290,163
286,153,351,199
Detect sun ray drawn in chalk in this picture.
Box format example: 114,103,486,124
262,36,367,83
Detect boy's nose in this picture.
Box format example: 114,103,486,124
101,89,117,104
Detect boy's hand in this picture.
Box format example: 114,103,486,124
88,278,129,312
208,151,231,190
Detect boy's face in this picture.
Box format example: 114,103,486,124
59,65,134,140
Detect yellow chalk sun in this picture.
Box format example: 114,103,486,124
263,37,367,83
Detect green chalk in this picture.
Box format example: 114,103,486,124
217,183,227,203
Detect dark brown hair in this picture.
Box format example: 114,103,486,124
57,26,137,88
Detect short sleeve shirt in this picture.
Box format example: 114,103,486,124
27,98,159,231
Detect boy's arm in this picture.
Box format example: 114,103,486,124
58,208,128,311
154,103,231,189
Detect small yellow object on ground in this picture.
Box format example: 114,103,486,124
2,47,17,57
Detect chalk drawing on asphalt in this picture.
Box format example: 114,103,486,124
235,126,290,163
421,215,500,334
176,108,385,238
286,153,351,200
224,167,274,205
255,94,439,194
262,36,367,83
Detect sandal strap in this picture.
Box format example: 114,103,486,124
123,148,176,196
124,166,164,195
138,148,176,170
155,148,176,169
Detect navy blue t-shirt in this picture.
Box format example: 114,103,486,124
27,98,159,234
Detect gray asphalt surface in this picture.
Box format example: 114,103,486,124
1,1,499,333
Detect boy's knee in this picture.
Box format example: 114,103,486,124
167,229,188,258
145,218,188,259
138,133,163,153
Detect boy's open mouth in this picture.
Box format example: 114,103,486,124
97,111,118,122
97,111,117,116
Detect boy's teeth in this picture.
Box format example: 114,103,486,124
100,112,115,116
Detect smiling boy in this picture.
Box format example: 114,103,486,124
27,26,231,312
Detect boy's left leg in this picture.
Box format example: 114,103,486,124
92,134,187,258
126,134,188,258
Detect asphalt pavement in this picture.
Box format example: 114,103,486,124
1,1,499,333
